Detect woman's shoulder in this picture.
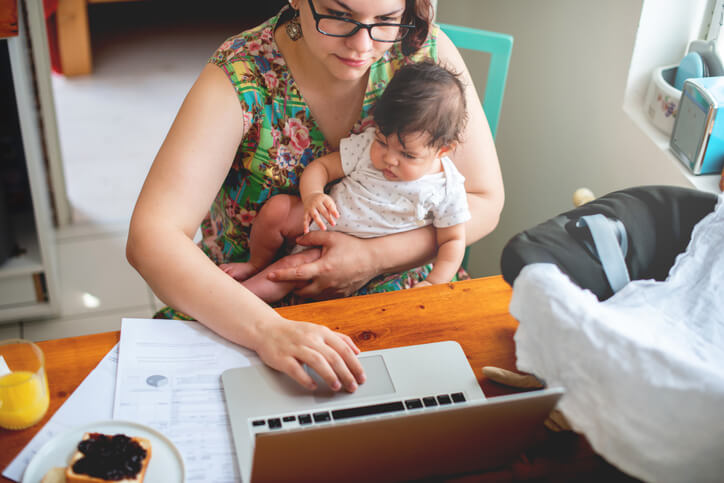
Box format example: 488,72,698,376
208,14,284,75
410,23,442,63
389,23,441,62
205,11,292,104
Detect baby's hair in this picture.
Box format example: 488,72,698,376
374,60,468,150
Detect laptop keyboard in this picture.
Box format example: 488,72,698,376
250,392,467,434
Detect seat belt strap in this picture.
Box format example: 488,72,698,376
576,214,630,293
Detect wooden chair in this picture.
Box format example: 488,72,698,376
56,0,139,76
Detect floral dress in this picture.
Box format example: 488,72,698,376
155,8,469,320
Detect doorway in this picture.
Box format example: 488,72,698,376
39,0,286,225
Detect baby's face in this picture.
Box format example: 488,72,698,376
370,130,446,182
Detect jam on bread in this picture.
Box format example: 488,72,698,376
65,432,152,483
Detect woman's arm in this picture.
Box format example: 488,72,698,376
126,64,364,392
269,30,504,297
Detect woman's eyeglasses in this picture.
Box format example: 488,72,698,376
307,0,415,42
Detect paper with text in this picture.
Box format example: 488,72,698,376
113,318,260,482
3,345,118,482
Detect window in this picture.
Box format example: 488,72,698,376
706,1,724,52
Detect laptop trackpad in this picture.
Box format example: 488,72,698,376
306,355,395,403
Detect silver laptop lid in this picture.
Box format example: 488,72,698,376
251,387,563,482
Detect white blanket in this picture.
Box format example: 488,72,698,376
510,194,724,483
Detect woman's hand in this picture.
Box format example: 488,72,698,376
268,231,377,299
253,315,366,392
303,192,339,233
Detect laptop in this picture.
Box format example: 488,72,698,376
221,341,563,482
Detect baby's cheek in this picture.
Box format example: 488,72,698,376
369,144,384,169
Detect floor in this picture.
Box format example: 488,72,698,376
0,2,280,341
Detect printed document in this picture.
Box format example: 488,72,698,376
113,318,260,482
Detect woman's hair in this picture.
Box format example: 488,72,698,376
401,0,434,55
374,60,468,150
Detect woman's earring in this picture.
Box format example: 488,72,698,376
286,9,303,41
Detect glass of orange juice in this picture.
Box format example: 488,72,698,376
0,339,50,430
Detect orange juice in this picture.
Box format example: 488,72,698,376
0,370,50,429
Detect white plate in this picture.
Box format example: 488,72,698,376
22,420,184,483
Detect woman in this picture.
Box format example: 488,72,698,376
127,0,504,394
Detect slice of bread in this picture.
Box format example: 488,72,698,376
41,467,66,483
65,432,151,483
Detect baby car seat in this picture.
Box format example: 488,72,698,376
500,185,718,299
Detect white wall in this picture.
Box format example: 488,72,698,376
625,0,711,106
437,0,694,277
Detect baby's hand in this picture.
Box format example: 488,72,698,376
303,192,339,233
413,280,433,288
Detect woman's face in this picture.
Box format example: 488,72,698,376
295,0,408,81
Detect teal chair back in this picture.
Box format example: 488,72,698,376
439,23,513,139
438,23,513,269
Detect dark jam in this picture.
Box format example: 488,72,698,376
71,433,147,480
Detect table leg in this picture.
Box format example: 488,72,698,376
56,0,92,76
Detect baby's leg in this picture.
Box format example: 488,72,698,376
220,194,305,281
242,247,322,303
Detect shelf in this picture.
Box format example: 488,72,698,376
0,302,55,323
0,212,44,279
670,152,721,193
0,13,60,323
624,102,721,195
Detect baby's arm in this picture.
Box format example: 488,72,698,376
299,152,345,232
416,224,467,287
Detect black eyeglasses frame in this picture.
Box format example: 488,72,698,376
306,0,415,43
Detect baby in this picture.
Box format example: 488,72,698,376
221,61,471,302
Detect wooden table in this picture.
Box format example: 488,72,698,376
1,276,636,482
